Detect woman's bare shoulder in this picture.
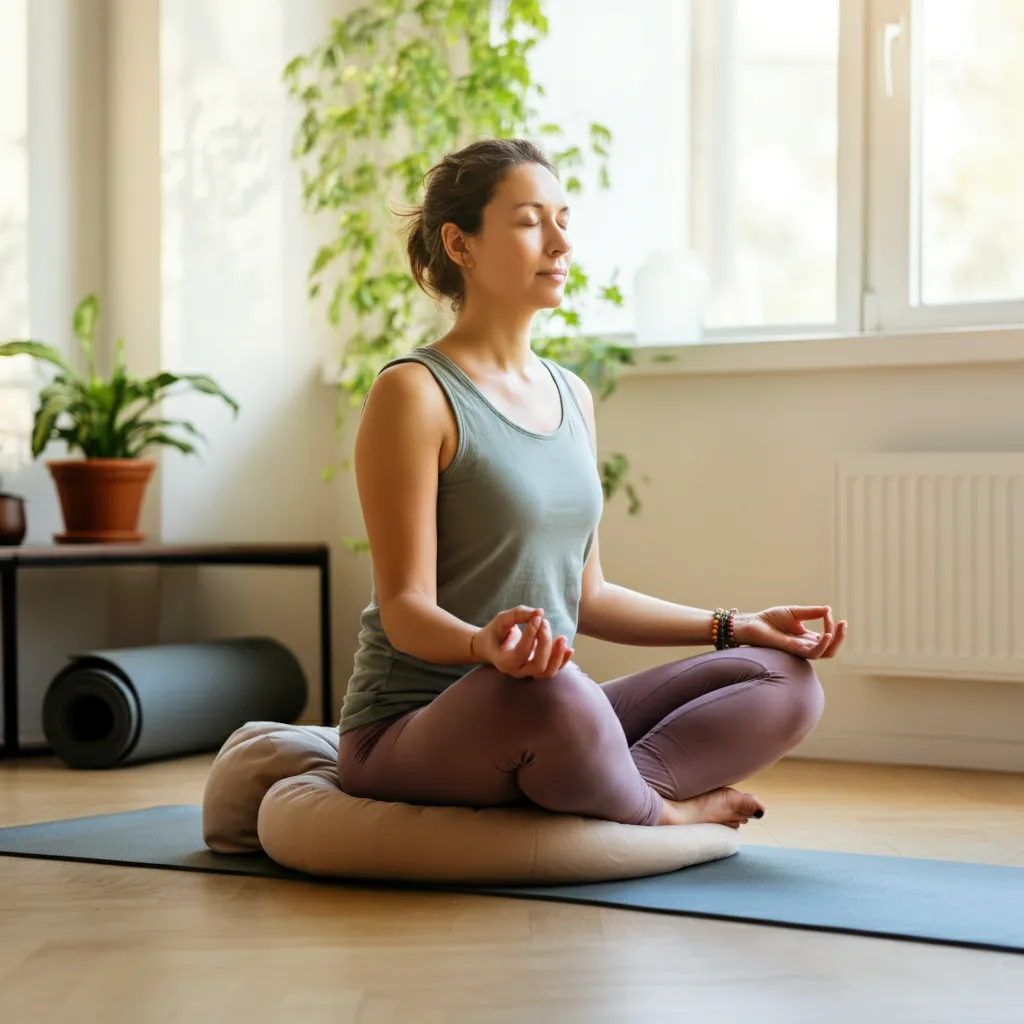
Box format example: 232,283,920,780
367,358,448,414
359,358,453,457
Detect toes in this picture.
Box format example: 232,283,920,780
739,793,765,818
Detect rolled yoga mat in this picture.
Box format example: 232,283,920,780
41,639,307,769
0,806,1022,954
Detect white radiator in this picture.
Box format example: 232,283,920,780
836,454,1024,681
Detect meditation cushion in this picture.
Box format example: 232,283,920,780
202,720,342,854
203,721,740,885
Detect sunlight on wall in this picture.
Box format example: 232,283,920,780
0,0,29,368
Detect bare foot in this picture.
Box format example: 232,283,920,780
657,787,765,829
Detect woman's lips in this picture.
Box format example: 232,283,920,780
538,271,566,281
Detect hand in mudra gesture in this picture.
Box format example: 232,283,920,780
470,606,574,678
734,605,848,660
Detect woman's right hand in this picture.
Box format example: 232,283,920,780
470,606,574,678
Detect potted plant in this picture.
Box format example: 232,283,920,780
0,294,239,544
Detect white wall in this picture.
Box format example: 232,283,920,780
569,355,1024,772
154,0,343,718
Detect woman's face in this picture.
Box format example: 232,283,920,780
448,161,572,311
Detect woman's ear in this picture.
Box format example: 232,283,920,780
441,222,474,269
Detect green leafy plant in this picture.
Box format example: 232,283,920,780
284,0,658,550
0,294,239,461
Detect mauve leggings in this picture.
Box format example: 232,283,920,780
336,647,825,827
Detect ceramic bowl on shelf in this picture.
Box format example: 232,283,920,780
0,492,26,546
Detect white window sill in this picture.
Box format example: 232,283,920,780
321,324,1024,386
621,324,1024,377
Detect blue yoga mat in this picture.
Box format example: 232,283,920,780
1,805,1022,955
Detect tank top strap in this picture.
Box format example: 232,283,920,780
372,347,479,476
540,357,596,455
540,356,574,411
378,346,457,382
373,346,475,421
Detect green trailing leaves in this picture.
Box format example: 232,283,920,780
284,0,648,534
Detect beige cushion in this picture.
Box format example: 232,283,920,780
202,720,341,854
204,721,740,885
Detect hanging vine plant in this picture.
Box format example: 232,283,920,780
284,0,653,550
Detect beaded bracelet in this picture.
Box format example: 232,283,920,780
711,607,739,650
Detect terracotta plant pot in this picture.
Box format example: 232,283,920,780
0,493,27,546
47,458,155,544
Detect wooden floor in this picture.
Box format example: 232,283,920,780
1,753,1022,1023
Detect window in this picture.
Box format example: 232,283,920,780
917,0,1024,307
0,0,29,382
520,0,1024,341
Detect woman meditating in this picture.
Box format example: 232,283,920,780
337,138,847,830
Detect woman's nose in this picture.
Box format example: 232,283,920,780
547,227,571,257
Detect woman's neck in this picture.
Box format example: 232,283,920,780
441,298,536,374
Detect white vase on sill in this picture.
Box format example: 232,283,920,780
632,247,709,347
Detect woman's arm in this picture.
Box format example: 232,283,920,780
355,361,480,666
564,370,719,648
576,534,717,646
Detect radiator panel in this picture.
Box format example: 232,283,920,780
836,454,1024,681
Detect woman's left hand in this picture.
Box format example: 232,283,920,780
733,606,847,660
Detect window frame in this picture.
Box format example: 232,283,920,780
864,0,1024,333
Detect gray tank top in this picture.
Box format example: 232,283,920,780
338,346,605,734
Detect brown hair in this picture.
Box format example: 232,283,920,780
403,138,557,310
